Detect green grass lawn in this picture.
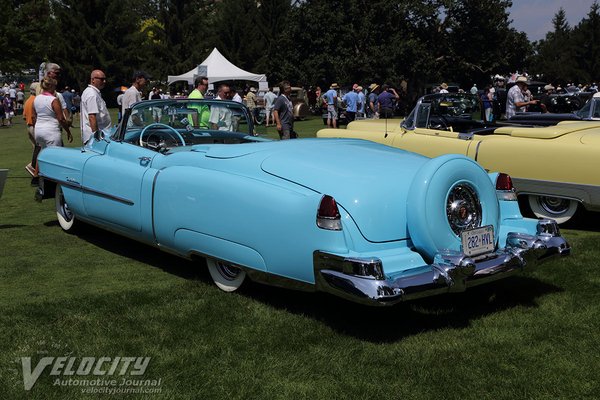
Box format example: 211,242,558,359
1,111,599,399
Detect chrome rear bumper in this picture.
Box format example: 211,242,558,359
314,219,570,306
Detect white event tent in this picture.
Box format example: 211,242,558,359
167,48,268,89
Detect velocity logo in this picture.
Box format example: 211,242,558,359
21,356,151,390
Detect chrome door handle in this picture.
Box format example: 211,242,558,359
138,156,152,165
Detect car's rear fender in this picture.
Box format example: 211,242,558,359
152,166,350,284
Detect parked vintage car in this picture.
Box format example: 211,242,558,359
523,83,593,114
507,92,600,126
35,98,569,306
317,92,600,224
256,87,309,121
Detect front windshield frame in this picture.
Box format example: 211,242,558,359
112,98,256,143
402,93,484,130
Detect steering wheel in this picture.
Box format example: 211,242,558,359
139,123,186,149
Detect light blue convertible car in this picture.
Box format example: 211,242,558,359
36,99,570,306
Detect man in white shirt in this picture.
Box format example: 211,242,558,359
121,71,150,115
264,87,278,126
209,84,234,131
80,70,112,145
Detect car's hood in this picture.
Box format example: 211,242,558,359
261,139,429,242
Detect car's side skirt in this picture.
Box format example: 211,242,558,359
513,177,600,211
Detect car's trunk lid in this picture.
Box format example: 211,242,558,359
261,139,428,242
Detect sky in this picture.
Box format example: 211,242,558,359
509,0,597,41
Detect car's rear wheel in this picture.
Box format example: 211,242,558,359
207,259,246,292
55,184,76,231
528,195,578,224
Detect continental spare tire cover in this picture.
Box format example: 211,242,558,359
407,154,499,263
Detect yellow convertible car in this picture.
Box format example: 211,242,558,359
317,92,600,223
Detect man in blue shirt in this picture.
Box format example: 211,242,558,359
357,86,366,118
377,84,399,119
324,83,339,128
342,84,359,122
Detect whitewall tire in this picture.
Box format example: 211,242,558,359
207,259,246,292
528,195,578,224
55,184,76,231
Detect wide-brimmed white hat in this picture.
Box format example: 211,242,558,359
516,76,529,84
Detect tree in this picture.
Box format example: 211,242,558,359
440,0,533,87
48,0,147,92
571,1,600,83
532,8,577,84
152,0,217,80
0,0,56,74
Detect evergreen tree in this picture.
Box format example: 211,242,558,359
0,0,56,74
571,1,600,83
441,0,533,87
532,8,576,84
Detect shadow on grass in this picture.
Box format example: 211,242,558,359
561,209,600,231
0,224,27,229
45,221,209,281
239,275,562,343
53,220,563,343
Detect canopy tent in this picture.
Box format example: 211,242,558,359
167,48,268,88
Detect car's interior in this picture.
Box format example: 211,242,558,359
413,94,498,135
116,100,265,152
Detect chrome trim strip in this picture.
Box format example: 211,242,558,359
39,176,134,206
496,190,517,201
512,177,600,211
474,140,482,162
314,220,570,306
151,170,161,244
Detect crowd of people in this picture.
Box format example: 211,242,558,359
431,73,600,121
14,60,600,186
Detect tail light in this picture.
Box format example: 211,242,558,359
317,195,342,230
496,173,517,201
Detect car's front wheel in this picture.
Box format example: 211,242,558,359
55,184,76,231
528,195,578,224
207,259,246,292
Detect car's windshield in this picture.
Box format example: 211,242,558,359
431,94,481,119
116,99,264,151
408,93,485,132
575,97,600,119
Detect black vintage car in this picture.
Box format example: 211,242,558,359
523,83,593,114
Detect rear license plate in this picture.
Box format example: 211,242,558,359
461,225,495,257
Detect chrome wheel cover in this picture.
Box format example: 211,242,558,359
446,183,482,235
215,261,242,281
539,196,572,215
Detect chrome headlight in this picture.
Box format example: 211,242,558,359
446,183,482,235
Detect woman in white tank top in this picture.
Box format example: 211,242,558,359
32,77,72,148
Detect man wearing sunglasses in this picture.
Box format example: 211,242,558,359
80,70,111,145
